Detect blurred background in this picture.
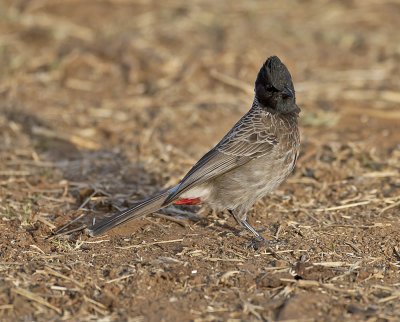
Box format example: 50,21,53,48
1,0,399,160
0,0,399,321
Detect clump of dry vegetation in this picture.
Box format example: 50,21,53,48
0,0,399,320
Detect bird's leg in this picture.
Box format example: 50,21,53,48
240,219,265,241
229,210,287,250
229,210,265,242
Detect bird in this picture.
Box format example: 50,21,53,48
87,55,300,244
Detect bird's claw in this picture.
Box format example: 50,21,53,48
246,236,287,250
247,236,266,250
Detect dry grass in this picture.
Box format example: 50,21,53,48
0,0,400,321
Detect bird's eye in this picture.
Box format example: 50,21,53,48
266,85,279,92
281,86,294,99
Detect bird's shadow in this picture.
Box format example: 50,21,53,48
3,108,161,235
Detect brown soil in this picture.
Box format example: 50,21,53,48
1,1,400,321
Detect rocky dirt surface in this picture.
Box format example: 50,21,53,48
0,0,399,321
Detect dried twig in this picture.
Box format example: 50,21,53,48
13,288,62,314
209,69,253,94
315,201,370,212
105,273,136,284
116,239,184,250
379,199,400,216
44,266,85,288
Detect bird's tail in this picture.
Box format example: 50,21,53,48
87,189,173,236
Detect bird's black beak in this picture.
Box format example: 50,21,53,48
282,86,294,98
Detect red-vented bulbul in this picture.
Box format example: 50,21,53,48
87,56,300,242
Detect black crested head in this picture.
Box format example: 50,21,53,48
255,56,300,114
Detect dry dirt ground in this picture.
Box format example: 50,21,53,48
1,0,400,321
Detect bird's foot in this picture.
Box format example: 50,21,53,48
247,236,287,250
247,236,267,250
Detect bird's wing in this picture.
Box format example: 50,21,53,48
163,108,278,204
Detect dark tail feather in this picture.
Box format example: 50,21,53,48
87,189,173,236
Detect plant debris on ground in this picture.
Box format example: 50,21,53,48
0,0,399,321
